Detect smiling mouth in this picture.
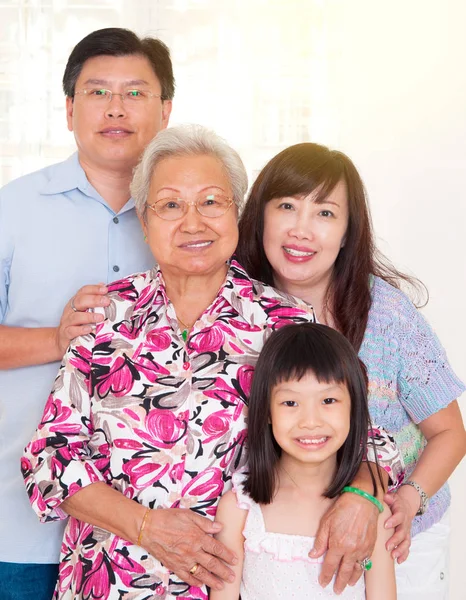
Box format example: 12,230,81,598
181,241,213,249
283,247,315,257
100,129,132,135
296,436,328,445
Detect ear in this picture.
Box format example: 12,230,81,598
66,96,74,132
160,100,172,129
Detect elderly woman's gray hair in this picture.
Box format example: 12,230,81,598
131,124,248,219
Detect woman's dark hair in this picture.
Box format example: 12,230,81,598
244,323,380,504
236,143,425,350
63,28,175,101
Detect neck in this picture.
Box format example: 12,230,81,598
78,155,134,213
273,275,334,327
278,453,337,495
163,264,229,326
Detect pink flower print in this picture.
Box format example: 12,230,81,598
180,467,224,504
113,438,145,452
132,354,170,382
108,278,138,302
85,461,103,484
146,326,172,352
204,366,253,409
26,437,47,456
237,364,254,398
218,428,248,469
136,409,188,449
202,410,232,443
169,461,185,483
27,479,48,514
122,456,170,490
41,396,82,435
189,323,228,353
264,300,310,327
188,586,208,600
134,284,157,311
111,545,145,587
81,551,115,600
58,561,75,595
69,344,92,374
228,318,261,333
94,356,138,398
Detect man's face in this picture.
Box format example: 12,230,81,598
66,54,172,174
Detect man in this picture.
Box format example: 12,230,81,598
0,27,173,599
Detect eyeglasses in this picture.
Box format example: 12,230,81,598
147,194,234,221
74,88,162,103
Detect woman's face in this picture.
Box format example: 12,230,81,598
263,180,349,296
142,154,238,278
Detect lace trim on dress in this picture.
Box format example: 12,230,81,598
232,471,323,563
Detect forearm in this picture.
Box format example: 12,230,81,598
352,461,389,499
61,481,145,545
407,429,466,497
0,324,61,369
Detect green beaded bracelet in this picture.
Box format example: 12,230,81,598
341,486,384,513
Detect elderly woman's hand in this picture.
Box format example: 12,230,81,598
55,284,110,357
142,508,237,591
309,491,379,594
383,486,417,563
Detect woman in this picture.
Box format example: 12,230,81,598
236,142,466,600
22,127,400,600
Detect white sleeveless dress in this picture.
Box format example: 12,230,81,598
232,473,366,600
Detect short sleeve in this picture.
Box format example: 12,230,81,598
21,331,106,522
396,301,465,424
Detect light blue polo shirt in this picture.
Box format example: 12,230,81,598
0,153,154,563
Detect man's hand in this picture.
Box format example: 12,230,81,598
55,284,109,357
310,491,379,594
384,486,417,563
142,508,237,591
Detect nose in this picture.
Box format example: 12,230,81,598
180,203,206,233
288,208,314,240
105,94,127,119
298,403,322,429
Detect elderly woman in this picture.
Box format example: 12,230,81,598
22,126,400,600
236,142,466,600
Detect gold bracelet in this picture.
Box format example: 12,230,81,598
137,507,151,547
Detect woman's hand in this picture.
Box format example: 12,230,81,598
383,485,418,563
55,284,109,356
143,508,237,591
310,492,379,594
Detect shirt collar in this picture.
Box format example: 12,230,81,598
41,152,136,214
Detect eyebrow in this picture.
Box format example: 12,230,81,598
274,382,344,394
279,194,341,208
155,185,227,195
313,198,341,207
82,78,151,87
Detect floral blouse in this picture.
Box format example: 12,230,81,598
22,261,402,600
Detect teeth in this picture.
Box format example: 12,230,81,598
284,247,315,257
298,437,327,445
187,241,212,248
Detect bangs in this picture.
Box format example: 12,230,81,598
268,325,349,390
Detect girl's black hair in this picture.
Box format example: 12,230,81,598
245,323,379,504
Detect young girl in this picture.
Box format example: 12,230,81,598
212,323,396,599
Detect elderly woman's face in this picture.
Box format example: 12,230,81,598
142,154,238,277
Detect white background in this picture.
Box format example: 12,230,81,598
1,0,465,596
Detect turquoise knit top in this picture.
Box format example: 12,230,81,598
360,277,465,536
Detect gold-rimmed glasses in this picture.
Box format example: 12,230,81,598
147,194,234,221
74,88,162,103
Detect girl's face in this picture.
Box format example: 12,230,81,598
270,371,351,472
262,180,348,297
